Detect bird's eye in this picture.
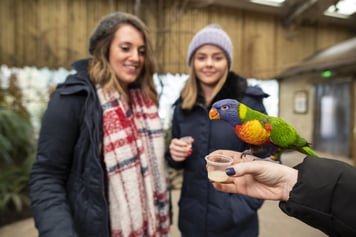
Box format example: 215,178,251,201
221,105,229,110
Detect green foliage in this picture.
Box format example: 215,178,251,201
0,109,34,164
0,157,33,212
0,73,36,213
164,128,172,148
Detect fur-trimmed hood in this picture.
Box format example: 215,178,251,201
212,71,269,107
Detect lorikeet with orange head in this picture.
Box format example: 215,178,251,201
209,99,319,161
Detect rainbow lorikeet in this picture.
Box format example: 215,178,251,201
209,99,319,161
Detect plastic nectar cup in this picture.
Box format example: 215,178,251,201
180,136,193,149
205,154,233,182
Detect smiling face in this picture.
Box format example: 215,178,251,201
193,44,228,87
109,24,145,88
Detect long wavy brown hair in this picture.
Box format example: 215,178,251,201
88,12,158,104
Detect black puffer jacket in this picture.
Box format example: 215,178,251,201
166,72,269,237
280,156,356,237
29,59,109,237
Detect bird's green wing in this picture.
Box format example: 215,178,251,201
267,116,319,157
267,116,303,148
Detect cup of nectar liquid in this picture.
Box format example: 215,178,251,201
205,154,233,182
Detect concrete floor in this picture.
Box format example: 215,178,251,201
0,194,327,237
0,192,328,237
0,151,352,237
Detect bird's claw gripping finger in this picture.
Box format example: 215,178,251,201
240,149,253,159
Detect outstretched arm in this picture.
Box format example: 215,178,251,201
208,150,356,236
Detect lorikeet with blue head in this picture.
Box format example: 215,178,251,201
209,98,319,161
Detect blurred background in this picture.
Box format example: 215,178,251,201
0,0,355,236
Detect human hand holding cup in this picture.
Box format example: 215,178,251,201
205,154,233,182
169,136,194,162
180,136,193,155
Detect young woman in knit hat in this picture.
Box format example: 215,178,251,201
165,24,269,237
30,12,170,237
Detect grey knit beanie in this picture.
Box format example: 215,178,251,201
187,24,233,68
88,12,144,55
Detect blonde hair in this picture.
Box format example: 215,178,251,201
180,66,228,110
88,12,158,104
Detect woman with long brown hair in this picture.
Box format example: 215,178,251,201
30,12,170,237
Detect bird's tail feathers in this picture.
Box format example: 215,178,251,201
300,146,319,157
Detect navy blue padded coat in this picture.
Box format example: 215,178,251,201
30,59,109,237
166,72,269,237
280,156,356,237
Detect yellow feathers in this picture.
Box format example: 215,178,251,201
239,103,248,120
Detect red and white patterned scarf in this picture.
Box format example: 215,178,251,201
97,87,170,237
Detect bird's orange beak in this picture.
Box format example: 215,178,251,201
209,108,220,120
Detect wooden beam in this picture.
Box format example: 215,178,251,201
283,0,318,26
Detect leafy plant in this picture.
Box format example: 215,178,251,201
0,73,36,214
0,109,34,164
0,156,33,212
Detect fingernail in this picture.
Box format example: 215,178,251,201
225,167,236,176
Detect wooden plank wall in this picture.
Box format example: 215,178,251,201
0,0,134,69
0,0,354,79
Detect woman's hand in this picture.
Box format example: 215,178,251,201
209,150,298,201
169,137,194,162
